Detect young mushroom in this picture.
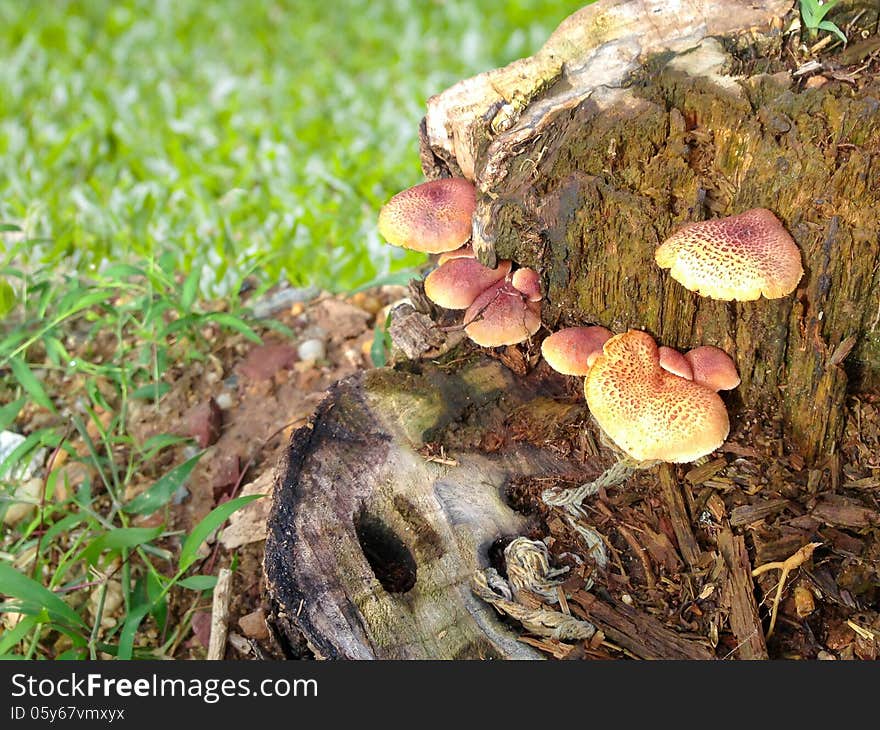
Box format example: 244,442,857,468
541,326,613,376
377,177,476,254
424,255,512,310
654,208,804,301
463,269,542,347
657,345,694,381
684,345,741,392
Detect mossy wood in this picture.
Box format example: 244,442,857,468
421,0,880,463
264,360,586,659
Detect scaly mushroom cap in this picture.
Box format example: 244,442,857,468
511,268,542,302
658,346,694,381
377,178,476,254
584,330,730,463
654,208,804,301
684,346,741,392
424,257,512,310
542,326,613,376
464,280,541,347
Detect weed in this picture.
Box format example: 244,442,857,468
799,0,847,45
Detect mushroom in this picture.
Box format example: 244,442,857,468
424,256,512,310
583,330,730,463
541,326,613,376
510,268,542,302
463,274,542,348
657,346,694,381
654,208,804,301
377,178,476,254
684,345,741,392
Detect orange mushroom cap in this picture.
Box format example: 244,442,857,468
542,326,613,376
464,280,541,348
424,257,512,310
377,178,476,254
658,346,694,381
655,208,804,301
684,346,741,392
584,330,730,463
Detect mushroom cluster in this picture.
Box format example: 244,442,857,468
378,178,544,348
543,327,740,464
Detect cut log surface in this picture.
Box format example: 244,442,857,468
421,0,880,462
265,359,597,659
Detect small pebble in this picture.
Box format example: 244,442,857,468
215,391,235,410
297,338,326,362
238,608,269,640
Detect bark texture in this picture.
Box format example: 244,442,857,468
421,0,880,462
264,359,595,659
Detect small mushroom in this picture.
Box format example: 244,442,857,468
464,279,541,348
658,346,694,381
510,268,542,302
584,330,730,463
377,178,476,254
684,345,741,392
541,326,613,376
654,208,804,301
424,257,512,310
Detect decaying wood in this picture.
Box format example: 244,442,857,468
717,528,768,660
208,567,232,661
421,0,880,462
569,590,714,660
657,463,701,570
265,358,603,660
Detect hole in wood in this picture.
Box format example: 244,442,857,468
354,507,417,593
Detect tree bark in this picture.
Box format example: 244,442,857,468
420,0,880,463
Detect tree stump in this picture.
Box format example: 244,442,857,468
266,0,880,659
421,0,880,462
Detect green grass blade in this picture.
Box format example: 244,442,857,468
176,575,218,591
0,563,86,629
0,397,25,431
79,526,165,565
8,356,56,413
123,451,204,515
203,312,262,344
116,602,152,660
178,494,264,572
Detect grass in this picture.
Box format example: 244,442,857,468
0,0,584,295
0,241,279,658
0,0,586,658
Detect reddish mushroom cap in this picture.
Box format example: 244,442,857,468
584,330,730,463
658,346,694,381
541,326,613,376
684,346,741,392
655,208,804,301
511,268,542,302
377,178,476,254
464,280,541,348
424,257,512,310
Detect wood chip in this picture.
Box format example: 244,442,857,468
657,464,701,569
729,498,789,527
718,528,768,660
